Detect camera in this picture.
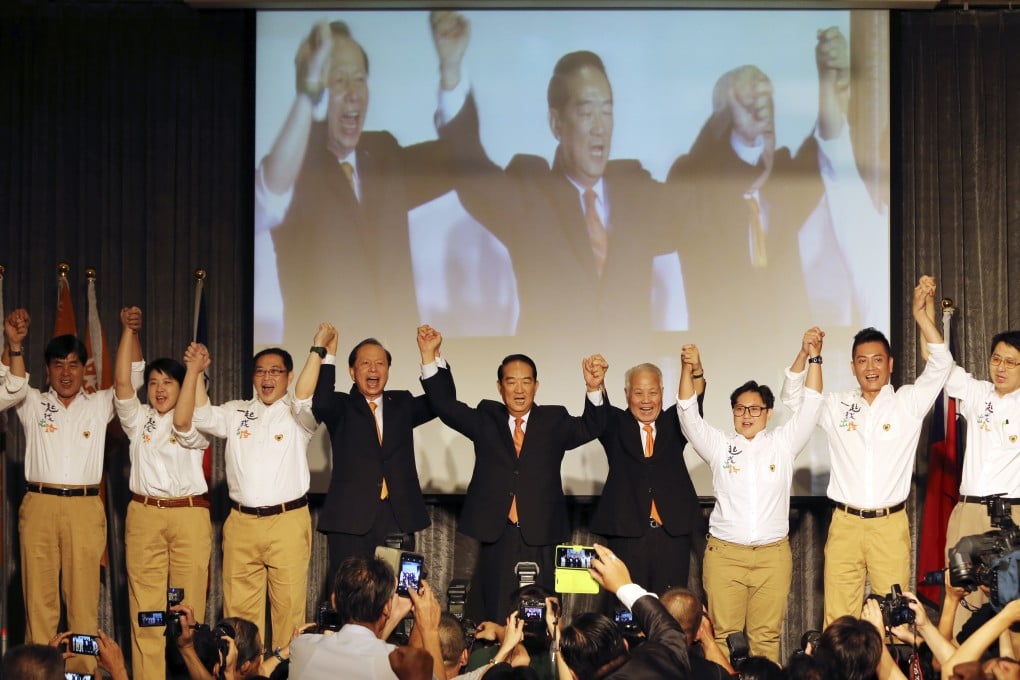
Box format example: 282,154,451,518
141,587,185,638
518,598,546,634
727,632,750,669
68,634,100,656
613,607,640,636
868,584,915,628
65,674,95,680
948,496,1020,610
397,552,425,597
446,579,476,646
315,601,342,633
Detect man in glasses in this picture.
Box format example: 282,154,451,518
173,340,322,654
780,276,952,626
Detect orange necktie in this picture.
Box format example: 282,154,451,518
746,194,767,268
369,401,388,500
583,188,609,277
508,417,524,523
340,161,357,200
644,424,663,525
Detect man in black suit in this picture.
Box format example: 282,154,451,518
430,12,686,344
418,325,608,622
257,19,460,352
558,544,690,680
592,360,705,599
307,323,437,579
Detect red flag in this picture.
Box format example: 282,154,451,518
83,277,112,393
54,273,77,338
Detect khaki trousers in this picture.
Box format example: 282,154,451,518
222,506,311,651
823,507,910,626
703,535,792,664
19,492,105,675
126,501,212,680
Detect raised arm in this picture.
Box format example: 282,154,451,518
914,275,944,346
678,343,700,401
430,11,469,93
417,324,442,366
2,308,29,377
816,26,850,141
174,343,210,432
942,599,1020,678
295,323,335,401
803,326,824,394
114,306,143,400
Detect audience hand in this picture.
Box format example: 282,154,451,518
589,543,633,594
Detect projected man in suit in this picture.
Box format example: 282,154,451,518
306,323,438,579
418,325,609,621
256,20,459,351
431,11,685,345
591,360,705,599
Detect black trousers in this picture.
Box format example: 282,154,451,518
324,499,411,586
467,522,556,623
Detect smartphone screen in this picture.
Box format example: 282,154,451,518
138,610,166,627
556,546,597,569
397,553,424,597
69,634,100,656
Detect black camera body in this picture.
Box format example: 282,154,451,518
871,584,915,628
948,497,1020,610
518,598,546,633
315,601,342,633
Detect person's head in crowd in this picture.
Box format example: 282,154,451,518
497,354,539,419
660,587,702,646
348,338,392,400
850,327,894,400
710,65,774,147
988,330,1020,396
799,629,821,656
559,611,629,680
1,643,64,680
483,665,542,680
251,348,294,406
144,357,186,415
217,617,263,678
813,616,883,680
784,652,825,680
981,657,1020,680
388,645,433,680
547,50,613,189
730,380,775,440
507,584,557,655
333,554,397,634
738,656,783,680
193,625,233,679
324,21,370,159
438,612,469,679
624,363,663,425
44,334,88,406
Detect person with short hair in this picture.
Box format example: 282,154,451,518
782,276,952,625
659,588,732,678
113,306,213,679
174,338,322,653
1,643,64,680
678,330,824,663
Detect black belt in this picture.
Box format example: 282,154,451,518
835,501,905,519
507,519,520,527
960,495,1020,505
235,495,308,517
26,483,99,497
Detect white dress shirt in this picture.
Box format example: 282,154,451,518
678,389,822,545
289,624,398,680
189,394,316,506
945,365,1020,497
0,362,28,411
781,343,952,508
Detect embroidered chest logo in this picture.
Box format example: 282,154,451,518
236,408,258,439
978,401,994,432
143,415,157,444
38,401,59,433
724,443,742,474
840,401,861,432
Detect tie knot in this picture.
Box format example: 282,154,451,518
643,423,653,435
368,401,377,414
515,416,524,427
584,188,598,212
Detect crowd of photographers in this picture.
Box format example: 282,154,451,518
8,542,1020,680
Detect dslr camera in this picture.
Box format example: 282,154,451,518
138,587,185,638
868,584,915,627
948,496,1020,610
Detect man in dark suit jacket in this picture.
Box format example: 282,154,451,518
559,544,690,680
257,20,460,352
307,323,437,579
430,12,686,344
418,325,608,622
592,360,706,599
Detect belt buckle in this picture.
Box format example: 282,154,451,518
155,497,165,509
649,518,661,528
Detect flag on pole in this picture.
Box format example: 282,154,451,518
192,270,212,483
917,305,963,603
54,265,77,338
83,271,112,393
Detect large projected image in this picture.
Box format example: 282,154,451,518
254,9,890,495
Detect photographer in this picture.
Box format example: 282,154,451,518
883,589,958,672
174,605,269,680
659,588,733,678
440,612,529,679
467,586,560,678
941,598,1020,679
43,630,129,680
558,544,689,679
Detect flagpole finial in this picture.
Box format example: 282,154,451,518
942,297,955,312
194,269,206,282
58,262,70,278
85,267,97,282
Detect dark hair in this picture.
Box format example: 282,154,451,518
438,612,467,666
508,583,554,611
784,653,826,680
483,666,542,680
851,327,892,358
547,50,608,112
729,380,775,410
192,627,230,678
333,555,395,625
990,331,1020,357
44,334,87,365
145,357,186,387
814,616,883,680
217,617,261,670
739,656,783,680
328,20,370,76
347,338,392,368
1,643,64,680
560,612,628,680
498,354,538,382
252,347,293,373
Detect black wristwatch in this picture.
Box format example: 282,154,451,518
309,346,327,359
808,356,823,364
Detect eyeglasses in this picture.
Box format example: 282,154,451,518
732,405,766,417
253,367,288,378
990,355,1020,370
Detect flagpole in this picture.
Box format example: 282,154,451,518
192,269,206,342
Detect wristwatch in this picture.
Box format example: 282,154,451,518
808,356,823,364
309,346,327,359
8,349,22,357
